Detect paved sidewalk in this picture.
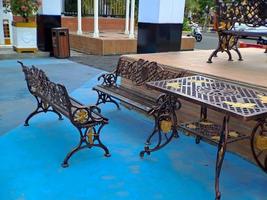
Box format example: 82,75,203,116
69,50,120,72
0,47,49,60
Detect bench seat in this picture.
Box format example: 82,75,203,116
223,30,267,37
93,57,186,114
93,57,186,164
93,85,155,112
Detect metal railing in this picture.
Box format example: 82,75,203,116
63,0,126,18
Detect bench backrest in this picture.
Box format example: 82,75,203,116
215,0,267,30
115,57,185,86
20,62,72,116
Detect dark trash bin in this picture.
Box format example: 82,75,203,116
51,28,70,58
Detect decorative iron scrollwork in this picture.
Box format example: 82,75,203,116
71,105,108,127
94,57,186,113
160,120,173,133
217,0,267,29
208,0,267,63
19,61,64,125
215,114,230,200
251,119,267,172
41,102,50,111
98,73,117,87
97,57,187,88
20,61,110,168
140,94,181,157
73,108,89,124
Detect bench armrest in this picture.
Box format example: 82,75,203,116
97,72,117,87
148,94,168,116
148,93,181,116
71,105,108,126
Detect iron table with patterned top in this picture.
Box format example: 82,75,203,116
140,75,267,200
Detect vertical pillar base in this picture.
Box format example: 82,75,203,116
93,32,99,38
129,33,135,39
77,30,83,35
137,23,183,53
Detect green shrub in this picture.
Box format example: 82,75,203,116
9,0,41,22
183,18,191,31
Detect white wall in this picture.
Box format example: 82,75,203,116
0,0,13,45
138,0,185,24
138,0,160,23
0,0,4,44
38,0,62,15
158,0,185,23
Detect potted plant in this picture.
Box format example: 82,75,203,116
6,0,41,52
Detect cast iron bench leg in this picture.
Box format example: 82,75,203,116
94,89,120,110
24,96,63,126
207,47,220,63
232,43,243,61
62,125,110,168
250,119,267,173
140,94,180,157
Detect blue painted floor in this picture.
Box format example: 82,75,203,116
0,61,267,200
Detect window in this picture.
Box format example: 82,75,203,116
3,20,10,38
3,0,10,7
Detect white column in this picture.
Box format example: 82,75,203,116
93,0,99,38
124,0,130,34
61,0,65,14
38,0,61,15
0,0,4,45
129,0,135,38
77,0,82,35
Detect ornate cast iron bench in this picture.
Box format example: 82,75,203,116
93,57,186,154
208,0,267,63
19,61,110,168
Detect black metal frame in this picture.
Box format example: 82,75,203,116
207,33,242,63
250,118,267,173
95,90,120,109
62,119,110,168
139,94,181,157
182,105,232,200
195,105,208,144
93,56,186,158
146,75,267,200
94,57,186,109
24,95,63,126
208,0,267,63
183,105,231,200
214,114,229,200
19,61,110,167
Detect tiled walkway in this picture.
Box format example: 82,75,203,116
0,59,266,199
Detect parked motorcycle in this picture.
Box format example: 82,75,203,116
188,22,202,42
257,36,267,45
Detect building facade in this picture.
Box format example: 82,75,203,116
0,0,13,45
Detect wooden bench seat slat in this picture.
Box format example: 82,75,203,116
223,30,267,37
94,57,186,114
94,85,155,112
